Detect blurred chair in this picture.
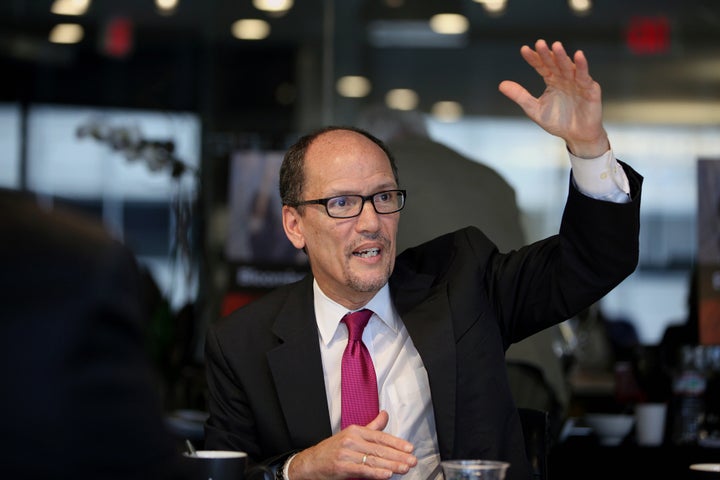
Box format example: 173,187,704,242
507,360,565,442
518,407,550,480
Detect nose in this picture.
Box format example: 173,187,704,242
355,197,381,231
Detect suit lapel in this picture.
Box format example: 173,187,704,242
267,277,333,447
391,267,457,459
265,267,458,456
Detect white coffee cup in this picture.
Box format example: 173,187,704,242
183,450,248,480
635,402,667,446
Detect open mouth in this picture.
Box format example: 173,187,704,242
353,247,380,258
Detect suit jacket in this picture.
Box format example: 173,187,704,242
205,164,643,480
388,135,571,415
0,189,193,480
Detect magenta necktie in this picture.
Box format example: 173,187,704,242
341,309,379,429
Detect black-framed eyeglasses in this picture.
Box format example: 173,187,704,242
288,189,406,219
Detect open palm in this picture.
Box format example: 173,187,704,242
499,39,608,158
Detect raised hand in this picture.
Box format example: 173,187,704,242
499,39,610,158
288,411,417,480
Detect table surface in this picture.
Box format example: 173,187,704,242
549,437,720,479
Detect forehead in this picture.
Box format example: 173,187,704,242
303,129,393,188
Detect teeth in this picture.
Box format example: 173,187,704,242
354,248,380,258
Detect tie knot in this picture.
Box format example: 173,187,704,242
343,309,373,341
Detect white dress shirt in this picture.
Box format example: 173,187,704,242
289,150,631,480
315,281,442,480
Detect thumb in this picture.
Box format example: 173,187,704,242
498,80,536,115
365,410,389,431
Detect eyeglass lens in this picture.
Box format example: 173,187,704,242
326,190,404,217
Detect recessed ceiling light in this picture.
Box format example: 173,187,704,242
49,23,84,44
51,0,90,16
429,14,469,35
336,76,372,98
432,101,463,122
473,0,507,15
155,0,179,15
385,89,419,111
231,19,270,40
569,0,592,15
253,0,293,13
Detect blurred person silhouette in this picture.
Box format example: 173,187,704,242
659,266,699,371
355,105,525,254
0,188,195,480
356,104,572,425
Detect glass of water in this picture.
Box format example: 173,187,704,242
440,460,510,480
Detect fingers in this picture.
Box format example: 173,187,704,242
572,50,594,87
498,38,604,145
352,449,413,477
347,424,415,458
519,39,589,85
552,42,576,79
344,424,417,475
519,43,547,77
289,413,417,480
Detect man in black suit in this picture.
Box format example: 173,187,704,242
204,39,642,480
0,190,192,479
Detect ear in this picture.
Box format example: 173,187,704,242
282,205,306,250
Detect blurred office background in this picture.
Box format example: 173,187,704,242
2,0,719,417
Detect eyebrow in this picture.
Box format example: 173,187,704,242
321,183,399,197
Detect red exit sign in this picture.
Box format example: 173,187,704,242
625,15,671,55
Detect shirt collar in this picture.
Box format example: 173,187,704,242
314,279,398,347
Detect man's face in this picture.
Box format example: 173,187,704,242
282,129,400,310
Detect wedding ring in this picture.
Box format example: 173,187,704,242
361,454,368,465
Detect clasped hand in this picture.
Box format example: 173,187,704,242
288,411,417,480
499,39,610,159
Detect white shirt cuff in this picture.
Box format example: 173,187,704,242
569,148,631,203
283,453,297,480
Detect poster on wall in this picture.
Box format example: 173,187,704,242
697,158,720,344
225,149,308,295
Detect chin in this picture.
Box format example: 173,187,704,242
348,270,391,293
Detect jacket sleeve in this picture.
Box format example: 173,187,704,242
486,160,642,345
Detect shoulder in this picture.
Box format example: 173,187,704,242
0,189,124,263
394,226,497,277
398,225,496,255
0,189,140,306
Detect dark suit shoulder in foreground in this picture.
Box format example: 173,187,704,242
0,189,192,480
